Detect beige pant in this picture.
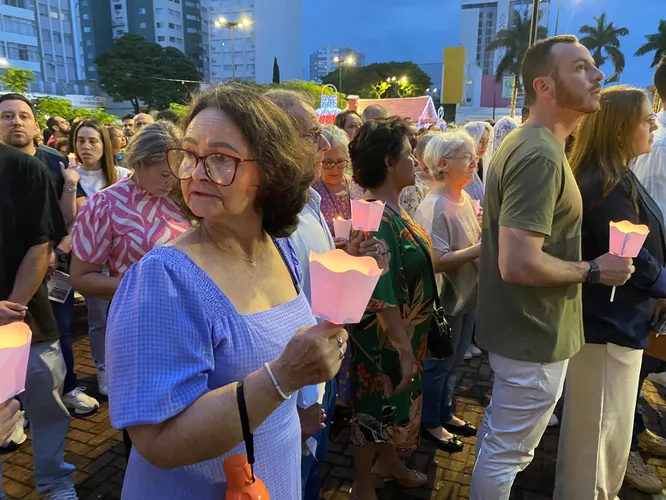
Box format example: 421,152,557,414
554,342,643,500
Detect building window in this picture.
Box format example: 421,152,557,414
88,65,95,71
140,22,147,28
139,8,146,14
61,10,69,21
114,4,122,10
53,32,62,43
41,29,51,41
176,37,183,43
169,22,175,29
169,36,176,42
7,43,40,62
156,22,163,28
86,39,92,46
175,24,181,30
50,9,59,19
186,14,197,20
158,36,165,41
187,27,197,33
83,13,90,19
84,27,91,33
64,34,73,46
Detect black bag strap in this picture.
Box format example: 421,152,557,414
236,381,255,482
370,200,442,312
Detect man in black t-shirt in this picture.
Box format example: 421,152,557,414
0,144,77,497
0,94,100,417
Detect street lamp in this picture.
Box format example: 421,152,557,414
0,57,9,68
387,76,408,97
333,55,355,93
214,16,252,80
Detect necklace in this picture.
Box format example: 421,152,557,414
201,224,268,268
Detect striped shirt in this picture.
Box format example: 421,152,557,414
71,177,190,276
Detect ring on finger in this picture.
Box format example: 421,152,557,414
336,336,344,348
338,347,345,360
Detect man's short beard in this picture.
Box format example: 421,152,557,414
5,136,33,149
553,73,596,114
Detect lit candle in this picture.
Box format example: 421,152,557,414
0,322,32,401
333,217,353,241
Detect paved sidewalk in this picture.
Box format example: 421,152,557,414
3,307,666,499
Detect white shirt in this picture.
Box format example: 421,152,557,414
77,166,132,196
633,110,666,221
289,187,335,409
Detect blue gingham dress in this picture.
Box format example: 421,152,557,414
106,240,312,499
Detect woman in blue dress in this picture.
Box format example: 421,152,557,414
105,85,348,499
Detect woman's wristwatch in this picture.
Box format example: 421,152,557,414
587,260,601,284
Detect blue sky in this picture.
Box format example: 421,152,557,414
303,0,662,89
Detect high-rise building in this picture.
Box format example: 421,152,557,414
309,46,365,83
208,0,303,83
460,0,550,76
79,0,211,82
0,0,91,95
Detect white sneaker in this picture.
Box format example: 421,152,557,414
96,368,108,397
464,349,473,360
1,410,27,448
648,372,666,390
547,413,559,427
44,484,78,500
62,387,99,415
470,344,483,357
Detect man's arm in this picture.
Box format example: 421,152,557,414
498,227,590,286
8,242,49,305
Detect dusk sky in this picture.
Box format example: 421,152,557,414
303,0,663,89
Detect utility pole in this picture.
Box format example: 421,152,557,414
528,0,541,47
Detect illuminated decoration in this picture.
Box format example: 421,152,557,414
316,84,343,125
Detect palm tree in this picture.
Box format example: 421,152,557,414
578,13,628,77
487,11,547,116
635,20,666,68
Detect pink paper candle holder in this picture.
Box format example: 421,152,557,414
333,217,353,241
351,200,385,232
0,322,32,402
309,250,383,324
608,221,650,302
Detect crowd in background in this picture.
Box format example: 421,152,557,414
2,33,666,500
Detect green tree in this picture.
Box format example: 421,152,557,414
32,96,116,130
0,68,35,94
487,11,547,115
579,13,629,75
273,57,280,84
635,20,666,68
322,62,431,99
95,34,201,113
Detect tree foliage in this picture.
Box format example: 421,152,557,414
579,13,629,74
487,11,548,91
32,96,116,130
636,20,666,68
0,68,35,94
273,57,281,84
95,34,201,113
322,62,431,99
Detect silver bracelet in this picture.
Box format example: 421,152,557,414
263,362,291,400
62,186,76,193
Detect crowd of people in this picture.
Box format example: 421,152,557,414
2,34,666,500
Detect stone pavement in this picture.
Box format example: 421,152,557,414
3,306,666,499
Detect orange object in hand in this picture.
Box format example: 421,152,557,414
224,454,270,500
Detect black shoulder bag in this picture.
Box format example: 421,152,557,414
383,204,453,359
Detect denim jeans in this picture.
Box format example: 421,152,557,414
301,377,337,500
631,353,666,451
422,312,476,429
53,290,77,394
18,341,74,493
84,294,108,370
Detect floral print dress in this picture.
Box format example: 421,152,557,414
349,207,436,450
400,176,430,219
312,176,365,234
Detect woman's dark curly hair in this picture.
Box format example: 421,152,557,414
349,117,411,189
334,109,360,130
181,84,316,238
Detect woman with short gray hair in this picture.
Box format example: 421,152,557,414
414,130,482,452
312,125,364,235
399,132,440,218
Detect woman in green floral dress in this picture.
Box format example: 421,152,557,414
348,117,436,500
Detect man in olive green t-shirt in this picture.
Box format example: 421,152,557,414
470,36,634,500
